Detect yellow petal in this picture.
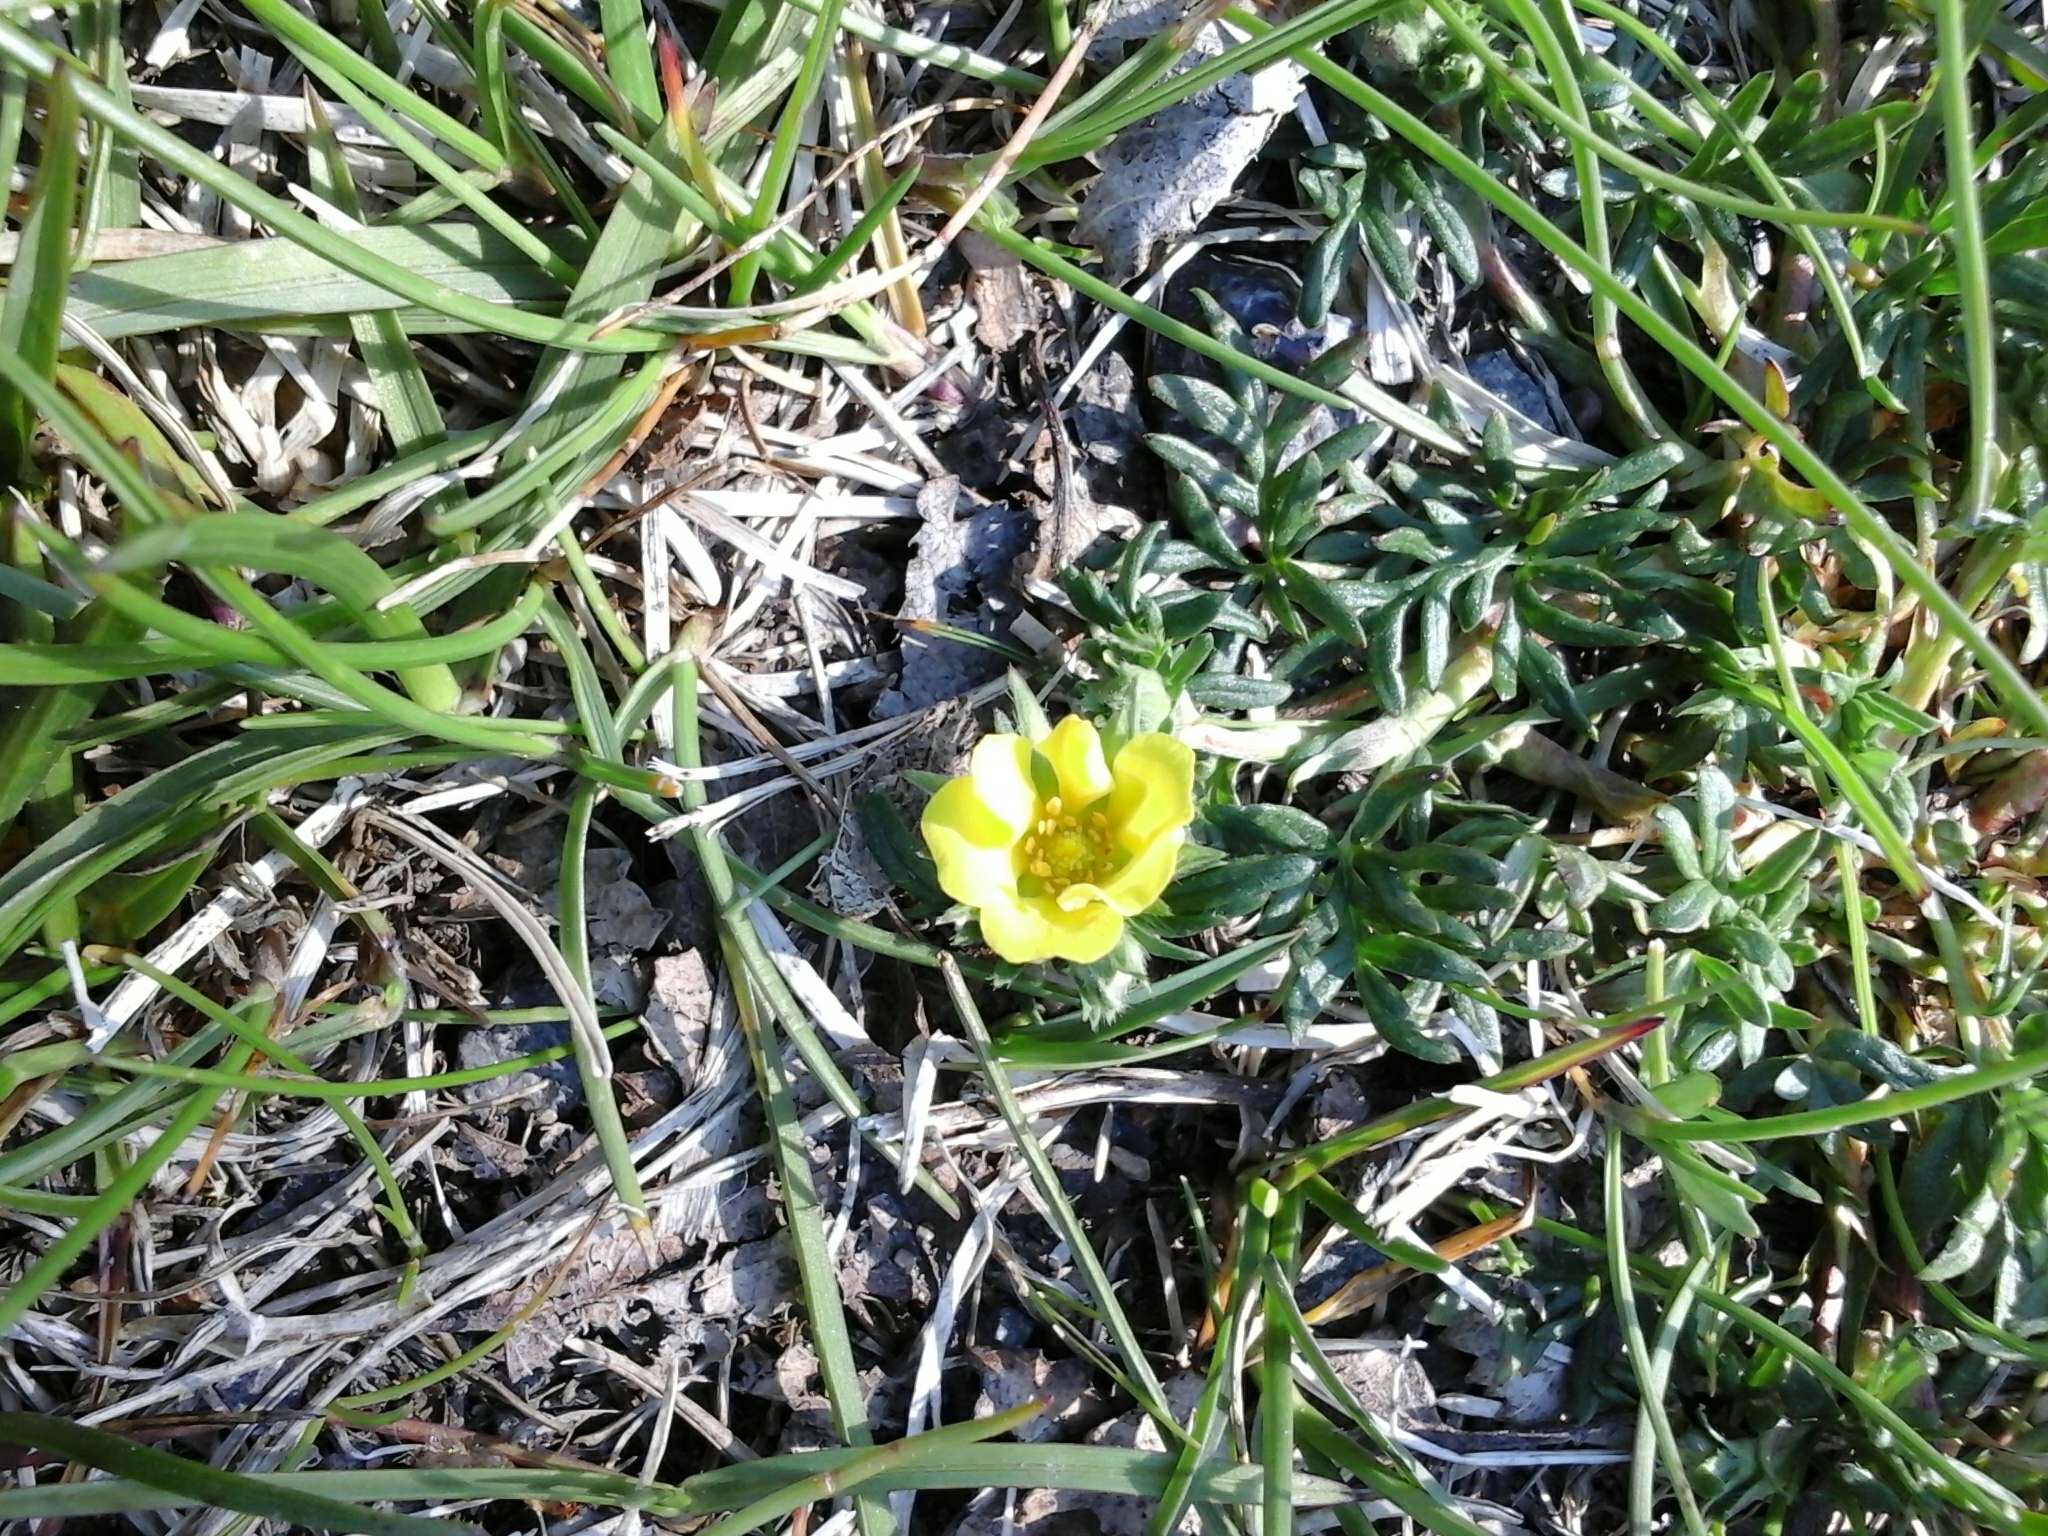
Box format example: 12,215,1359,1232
921,777,1022,909
979,888,1123,965
967,734,1039,839
1062,828,1184,917
1039,715,1114,810
1106,733,1197,852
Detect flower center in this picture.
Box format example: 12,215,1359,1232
1020,795,1113,892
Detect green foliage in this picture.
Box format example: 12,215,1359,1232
5,0,2048,1530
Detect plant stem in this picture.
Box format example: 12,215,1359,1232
1935,0,2000,530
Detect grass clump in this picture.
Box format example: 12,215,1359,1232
3,0,2048,1530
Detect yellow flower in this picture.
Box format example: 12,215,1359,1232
920,716,1197,965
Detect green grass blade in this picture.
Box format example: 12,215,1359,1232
362,807,650,1236
0,18,656,352
730,0,846,304
234,0,504,171
0,727,391,962
66,224,568,342
729,948,891,1536
1639,1039,2048,1144
791,158,921,296
102,512,464,711
940,954,1177,1428
424,353,668,538
661,640,965,1221
1603,1134,1709,1536
1260,1186,1303,1535
0,582,544,683
599,0,661,118
73,1,141,239
698,1402,1047,1536
0,1445,1347,1520
0,62,79,485
1145,1184,1268,1536
1935,0,1999,526
0,1412,481,1536
292,42,579,286
89,1019,642,1101
1003,930,1297,1054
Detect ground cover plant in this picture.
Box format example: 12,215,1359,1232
3,0,2048,1530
